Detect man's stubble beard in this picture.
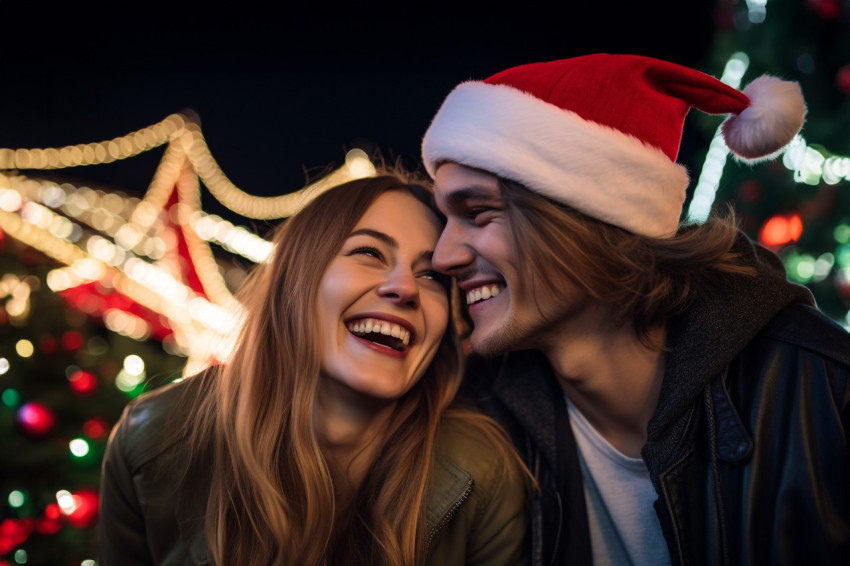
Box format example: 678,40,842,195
469,312,542,358
468,292,585,358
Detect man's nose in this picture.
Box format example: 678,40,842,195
433,221,474,275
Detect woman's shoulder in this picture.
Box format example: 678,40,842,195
428,413,530,565
108,373,207,471
435,414,521,493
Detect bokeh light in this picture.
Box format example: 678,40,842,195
759,214,803,248
15,340,34,358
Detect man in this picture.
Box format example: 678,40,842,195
421,54,850,566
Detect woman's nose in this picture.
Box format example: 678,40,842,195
376,267,420,307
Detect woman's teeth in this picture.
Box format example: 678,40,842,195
466,284,503,305
347,318,411,350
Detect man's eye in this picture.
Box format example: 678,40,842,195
467,207,495,225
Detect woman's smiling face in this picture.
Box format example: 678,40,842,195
317,190,449,402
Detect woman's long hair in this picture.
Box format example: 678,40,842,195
183,170,515,565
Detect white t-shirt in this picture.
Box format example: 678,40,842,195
565,395,671,566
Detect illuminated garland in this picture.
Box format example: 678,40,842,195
0,113,377,373
685,19,850,328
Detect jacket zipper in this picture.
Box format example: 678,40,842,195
425,479,474,555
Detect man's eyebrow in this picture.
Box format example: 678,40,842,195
442,185,500,209
348,228,397,248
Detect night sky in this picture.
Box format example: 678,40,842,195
1,0,718,220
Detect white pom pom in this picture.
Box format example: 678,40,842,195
721,75,807,163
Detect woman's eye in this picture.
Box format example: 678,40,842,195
349,246,383,260
421,270,450,288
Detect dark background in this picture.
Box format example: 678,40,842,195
1,0,718,218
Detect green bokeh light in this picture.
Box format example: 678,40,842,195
2,388,21,408
8,490,26,508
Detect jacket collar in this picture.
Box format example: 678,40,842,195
426,453,475,547
650,234,813,440
492,349,563,470
487,233,814,471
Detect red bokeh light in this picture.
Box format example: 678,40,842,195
38,335,57,354
44,503,62,520
837,65,850,95
34,514,63,535
61,330,84,352
0,518,34,554
68,370,98,396
83,417,110,440
15,402,56,438
64,489,100,529
758,214,803,248
807,0,843,19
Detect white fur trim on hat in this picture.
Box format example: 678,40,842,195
422,82,689,238
721,75,807,163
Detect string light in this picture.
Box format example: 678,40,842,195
745,0,768,23
689,13,849,224
686,52,750,224
783,136,850,185
0,113,377,373
0,114,185,170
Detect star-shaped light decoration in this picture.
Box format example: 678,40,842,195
0,113,376,376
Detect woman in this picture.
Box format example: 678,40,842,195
98,170,529,565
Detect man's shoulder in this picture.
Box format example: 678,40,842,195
758,303,850,367
463,350,552,394
725,303,850,419
461,354,503,396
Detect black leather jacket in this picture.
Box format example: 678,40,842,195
463,236,850,566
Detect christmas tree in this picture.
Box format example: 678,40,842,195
1,2,849,562
0,236,185,565
0,114,374,565
686,0,850,324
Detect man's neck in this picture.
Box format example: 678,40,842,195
540,318,666,459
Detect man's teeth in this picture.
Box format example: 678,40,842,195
466,285,503,305
346,318,411,347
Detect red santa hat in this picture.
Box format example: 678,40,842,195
421,53,806,237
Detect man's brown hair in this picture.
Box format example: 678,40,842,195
499,177,756,348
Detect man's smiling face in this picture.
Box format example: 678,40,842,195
432,162,574,356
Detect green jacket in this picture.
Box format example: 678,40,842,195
99,376,528,565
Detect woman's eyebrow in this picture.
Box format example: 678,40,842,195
348,228,397,248
348,228,435,262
